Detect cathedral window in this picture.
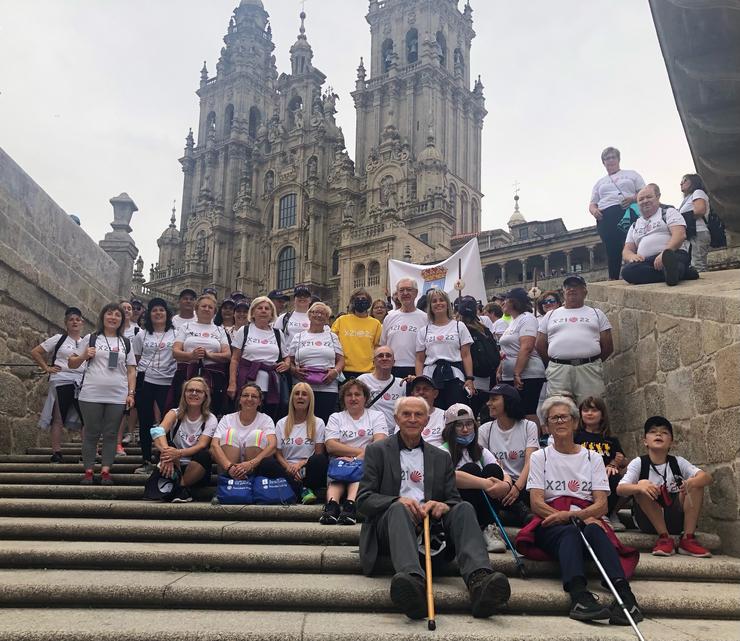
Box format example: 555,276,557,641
278,193,297,228
224,104,234,136
381,39,394,73
472,199,479,232
436,32,447,68
460,191,469,234
406,29,418,64
331,250,340,276
277,246,296,290
353,263,366,289
248,106,261,140
367,261,381,287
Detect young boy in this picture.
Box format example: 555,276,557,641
617,416,713,557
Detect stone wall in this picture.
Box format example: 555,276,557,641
0,148,122,453
589,271,740,555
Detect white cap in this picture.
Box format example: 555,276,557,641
444,403,475,426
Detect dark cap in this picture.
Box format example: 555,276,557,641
64,306,83,318
644,416,673,436
563,274,587,287
406,375,438,395
489,383,521,402
268,289,290,301
203,287,218,297
457,295,478,317
504,287,530,303
294,285,311,298
234,299,250,310
147,297,169,312
130,298,143,308
220,298,236,308
179,288,197,299
230,291,247,301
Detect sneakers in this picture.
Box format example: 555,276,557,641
337,500,357,525
569,590,611,622
609,581,644,626
652,533,676,556
171,487,193,503
121,432,133,445
467,569,511,618
134,462,157,476
80,469,94,485
319,499,341,525
662,249,680,286
678,533,712,558
100,470,114,486
483,524,506,553
116,445,127,457
607,512,626,532
389,572,427,620
300,488,317,505
50,451,64,464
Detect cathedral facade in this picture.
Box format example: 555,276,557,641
148,0,486,310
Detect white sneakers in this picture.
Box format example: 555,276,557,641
608,513,626,532
483,524,506,553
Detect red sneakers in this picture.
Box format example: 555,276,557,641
678,533,712,558
652,533,675,556
80,469,94,486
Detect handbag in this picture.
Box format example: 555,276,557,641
328,457,364,483
216,474,254,505
303,367,329,386
144,467,181,502
252,476,296,505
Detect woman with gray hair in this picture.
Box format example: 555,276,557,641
331,288,382,379
589,147,646,280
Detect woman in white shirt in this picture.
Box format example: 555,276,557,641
30,306,86,463
679,173,711,272
415,288,475,410
589,147,646,280
117,299,142,454
132,297,178,475
322,380,387,526
150,376,218,503
214,298,237,339
68,303,137,486
275,382,327,504
228,296,290,421
172,294,231,417
289,302,344,423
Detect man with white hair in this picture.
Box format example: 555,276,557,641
381,278,428,378
357,396,511,621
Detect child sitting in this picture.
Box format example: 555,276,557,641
617,416,712,557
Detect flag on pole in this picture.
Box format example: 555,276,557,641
388,238,487,303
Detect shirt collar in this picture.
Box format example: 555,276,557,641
397,431,424,451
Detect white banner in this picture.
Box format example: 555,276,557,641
388,238,487,303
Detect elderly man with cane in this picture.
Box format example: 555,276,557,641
357,396,511,622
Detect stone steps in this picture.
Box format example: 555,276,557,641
26,447,143,455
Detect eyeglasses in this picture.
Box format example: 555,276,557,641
397,288,417,294
375,353,393,359
547,414,572,424
186,389,206,396
541,298,558,305
455,420,475,430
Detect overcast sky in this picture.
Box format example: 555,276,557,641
0,0,694,270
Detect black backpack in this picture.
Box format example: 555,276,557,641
705,211,727,248
468,325,500,378
88,332,132,355
50,333,69,366
639,454,682,486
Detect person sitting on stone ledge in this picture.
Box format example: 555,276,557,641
357,395,511,620
621,183,696,286
617,416,713,558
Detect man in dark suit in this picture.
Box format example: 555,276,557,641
357,396,511,620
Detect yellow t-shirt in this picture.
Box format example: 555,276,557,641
331,314,382,374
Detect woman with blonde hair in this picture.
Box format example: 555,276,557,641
275,382,328,504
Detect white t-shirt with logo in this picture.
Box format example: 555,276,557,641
478,419,538,481
172,315,196,331
233,324,281,392
123,324,140,340
416,320,473,381
381,309,429,367
679,189,709,233
325,409,387,449
491,318,509,339
357,373,406,432
626,207,689,257
399,446,425,503
498,313,546,380
289,330,343,393
590,170,646,210
278,311,311,347
539,306,611,361
168,409,218,464
76,334,137,404
175,322,229,366
275,417,326,463
393,407,445,447
38,334,85,386
214,411,276,457
133,329,177,385
619,455,700,494
527,445,609,504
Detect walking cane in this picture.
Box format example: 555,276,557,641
481,492,527,578
423,514,436,631
569,517,645,641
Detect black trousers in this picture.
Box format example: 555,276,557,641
392,366,416,378
596,204,628,280
434,379,469,411
458,462,504,528
135,380,170,463
313,391,338,424
55,383,82,426
621,250,690,284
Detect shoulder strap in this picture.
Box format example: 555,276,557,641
89,333,98,348
660,204,669,223
51,333,69,365
667,455,682,481
122,336,131,355
199,420,207,434
456,320,461,348
366,377,396,408
133,326,140,335
273,328,282,360
168,418,184,445
639,454,651,481
241,323,251,351
282,311,292,335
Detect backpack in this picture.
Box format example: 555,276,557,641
638,454,682,486
468,325,500,378
88,332,132,355
50,333,69,367
705,211,727,248
281,311,293,336
241,323,283,359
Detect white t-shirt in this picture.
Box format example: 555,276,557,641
233,324,281,392
416,320,473,381
438,442,498,470
498,312,546,380
76,334,137,404
38,334,85,385
394,407,445,447
626,207,689,257
478,419,538,481
289,330,343,393
275,416,326,463
399,446,425,502
168,409,218,464
175,322,229,366
527,445,610,504
619,455,700,494
679,189,709,233
479,315,495,333
590,170,646,210
325,409,387,449
214,411,276,456
133,329,177,385
381,309,431,367
491,318,509,339
122,324,140,340
539,306,611,360
357,373,406,432
172,314,196,331
278,310,311,347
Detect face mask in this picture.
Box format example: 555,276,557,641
455,432,475,446
354,298,371,313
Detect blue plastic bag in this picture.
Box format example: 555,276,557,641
327,457,364,483
252,476,296,505
216,474,254,505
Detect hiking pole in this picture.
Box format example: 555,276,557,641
569,517,645,641
482,492,527,578
422,514,436,631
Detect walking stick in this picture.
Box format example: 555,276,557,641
569,517,645,641
481,491,527,578
423,514,436,631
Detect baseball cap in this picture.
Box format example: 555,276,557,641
268,289,290,301
488,383,520,402
179,288,197,299
130,298,143,309
406,375,438,395
64,306,83,318
444,403,475,426
230,291,247,301
294,285,311,298
563,274,587,287
203,287,218,297
457,295,478,317
234,299,250,310
504,287,530,303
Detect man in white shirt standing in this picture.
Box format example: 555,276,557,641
358,347,406,434
621,184,691,286
536,276,613,404
172,288,197,330
381,278,428,378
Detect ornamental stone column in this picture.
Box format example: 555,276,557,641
520,258,527,283
99,193,139,297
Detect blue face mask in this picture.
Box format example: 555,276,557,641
455,432,475,446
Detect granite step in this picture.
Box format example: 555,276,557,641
0,455,143,464
26,447,143,456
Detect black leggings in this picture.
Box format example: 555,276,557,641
55,383,82,426
135,380,170,463
256,453,329,496
458,462,504,528
597,204,628,280
312,392,338,424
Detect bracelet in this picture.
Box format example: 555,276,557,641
127,392,135,396
505,480,513,490
227,464,234,472
465,376,474,381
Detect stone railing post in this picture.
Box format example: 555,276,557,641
99,193,139,298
